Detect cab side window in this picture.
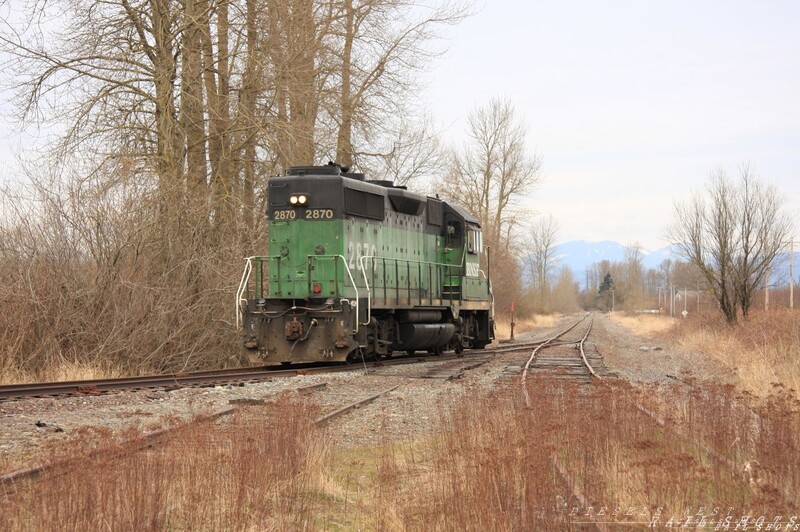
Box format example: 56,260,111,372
467,228,482,254
446,221,462,248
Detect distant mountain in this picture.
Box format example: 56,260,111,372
535,240,799,289
543,240,677,289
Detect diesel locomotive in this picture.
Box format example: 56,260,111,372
236,163,494,364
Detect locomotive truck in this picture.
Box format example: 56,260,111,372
236,163,494,364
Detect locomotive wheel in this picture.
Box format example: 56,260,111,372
406,349,416,356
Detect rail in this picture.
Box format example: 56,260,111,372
520,314,593,407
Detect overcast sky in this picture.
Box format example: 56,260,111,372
2,1,798,250
421,0,800,250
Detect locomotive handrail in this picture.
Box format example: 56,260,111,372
236,255,361,335
358,255,465,327
329,254,360,334
303,254,361,334
235,256,258,331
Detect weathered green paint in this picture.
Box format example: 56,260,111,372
245,216,490,304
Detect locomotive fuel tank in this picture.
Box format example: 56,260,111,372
396,323,457,351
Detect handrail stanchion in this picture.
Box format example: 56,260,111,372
333,254,360,333
235,257,255,331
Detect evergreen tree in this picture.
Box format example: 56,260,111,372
598,273,614,293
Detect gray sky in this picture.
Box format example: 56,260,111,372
2,1,798,250
422,0,800,250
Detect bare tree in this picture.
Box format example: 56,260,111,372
365,115,446,187
441,97,542,251
332,0,466,168
437,97,542,316
550,265,579,313
667,166,793,323
622,242,644,311
0,0,471,378
526,214,560,311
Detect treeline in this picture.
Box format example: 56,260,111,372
521,240,708,316
581,254,705,313
521,166,793,320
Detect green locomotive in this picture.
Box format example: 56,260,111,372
236,164,494,364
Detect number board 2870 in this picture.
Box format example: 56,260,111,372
271,209,334,221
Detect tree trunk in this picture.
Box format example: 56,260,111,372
181,0,208,211
151,0,185,255
335,0,355,167
239,0,259,239
204,0,234,236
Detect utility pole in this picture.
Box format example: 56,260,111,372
791,240,795,310
669,284,674,317
765,267,770,311
696,280,700,312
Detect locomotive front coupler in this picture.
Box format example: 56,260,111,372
284,315,318,341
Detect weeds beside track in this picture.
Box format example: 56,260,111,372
3,314,798,529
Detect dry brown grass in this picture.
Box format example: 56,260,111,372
609,311,678,337
494,313,561,341
0,170,259,384
379,380,799,527
0,396,327,530
1,361,122,385
674,310,800,398
3,379,798,528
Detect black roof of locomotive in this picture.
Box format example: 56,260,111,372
282,165,480,227
287,164,366,182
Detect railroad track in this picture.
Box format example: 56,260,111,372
517,313,799,522
521,313,612,386
0,339,551,402
0,380,336,492
517,313,615,531
0,364,334,402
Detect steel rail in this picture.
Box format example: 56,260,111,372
0,334,559,402
577,315,598,378
313,385,400,425
1,380,335,491
517,313,606,529
552,455,611,532
0,367,318,401
1,406,236,491
520,313,593,407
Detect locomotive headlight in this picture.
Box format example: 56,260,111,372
289,194,309,206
